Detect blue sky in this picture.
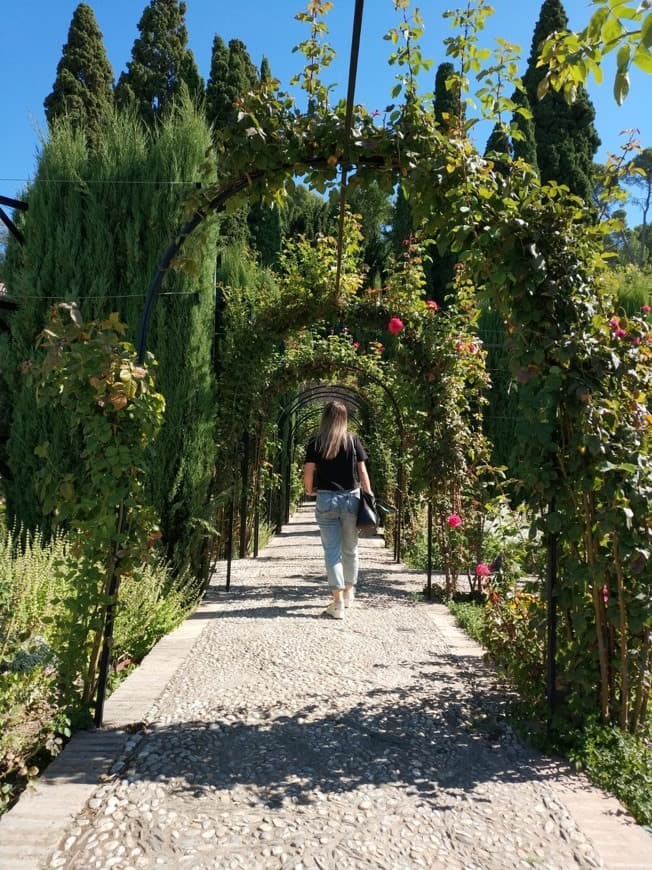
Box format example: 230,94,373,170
2,1,650,223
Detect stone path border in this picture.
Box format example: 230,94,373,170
0,591,223,869
422,605,652,870
0,507,650,869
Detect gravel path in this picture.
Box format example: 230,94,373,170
42,505,645,869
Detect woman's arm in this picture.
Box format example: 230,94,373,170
303,462,317,495
357,460,373,495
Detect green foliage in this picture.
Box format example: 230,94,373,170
112,558,196,664
207,38,259,133
601,264,652,313
448,600,485,645
484,589,547,710
0,523,193,815
2,99,218,576
568,723,652,826
26,306,164,703
537,0,652,105
624,147,652,265
523,0,600,202
434,62,463,133
114,0,204,124
43,3,114,150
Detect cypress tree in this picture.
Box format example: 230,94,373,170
2,101,218,575
206,37,258,132
260,56,272,85
281,185,333,242
484,123,511,158
511,88,538,167
246,56,281,264
345,180,391,283
115,0,204,125
434,62,463,133
205,35,230,133
390,186,413,255
43,3,114,149
248,202,282,267
523,0,600,201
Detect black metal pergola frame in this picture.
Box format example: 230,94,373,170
90,0,558,731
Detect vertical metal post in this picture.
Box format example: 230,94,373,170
427,500,433,600
547,499,558,727
394,458,404,562
226,494,235,591
239,431,250,559
253,504,260,558
284,430,293,526
94,503,127,727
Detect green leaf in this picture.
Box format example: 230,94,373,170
632,45,652,73
602,14,625,47
613,70,630,104
642,13,652,49
616,42,632,73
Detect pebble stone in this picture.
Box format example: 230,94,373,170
46,505,609,869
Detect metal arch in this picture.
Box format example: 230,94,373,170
277,384,366,427
275,368,407,553
0,195,28,245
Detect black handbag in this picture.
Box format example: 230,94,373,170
357,490,378,536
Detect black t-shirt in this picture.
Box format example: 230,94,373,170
304,434,368,491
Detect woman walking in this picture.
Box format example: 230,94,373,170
303,400,373,619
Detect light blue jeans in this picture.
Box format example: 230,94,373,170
315,489,360,590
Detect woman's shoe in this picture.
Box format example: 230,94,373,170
323,602,344,619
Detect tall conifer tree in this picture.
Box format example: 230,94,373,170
511,88,538,167
523,0,600,201
434,62,463,132
205,36,230,132
260,56,272,85
206,37,258,132
44,3,114,148
115,0,203,125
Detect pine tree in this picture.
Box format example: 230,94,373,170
43,3,114,148
115,0,204,125
206,37,259,133
523,0,600,201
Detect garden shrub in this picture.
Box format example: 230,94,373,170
0,523,195,815
449,600,485,645
568,723,652,827
483,588,546,711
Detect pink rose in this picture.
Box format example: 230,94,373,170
475,563,491,577
425,300,438,312
447,514,462,528
388,316,404,335
642,305,651,314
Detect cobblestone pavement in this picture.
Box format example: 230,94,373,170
43,506,640,869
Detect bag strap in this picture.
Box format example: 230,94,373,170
350,434,360,488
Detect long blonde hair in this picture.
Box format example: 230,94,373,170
316,400,349,460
